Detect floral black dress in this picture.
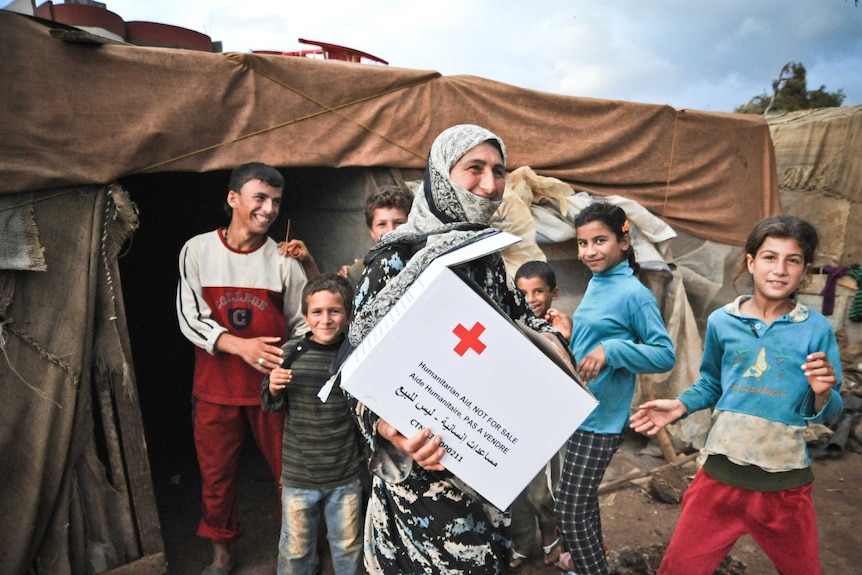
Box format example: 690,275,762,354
349,244,555,575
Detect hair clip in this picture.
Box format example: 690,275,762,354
621,220,630,234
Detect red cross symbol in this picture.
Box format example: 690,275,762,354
453,322,487,356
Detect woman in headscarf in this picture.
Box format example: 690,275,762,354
347,124,562,575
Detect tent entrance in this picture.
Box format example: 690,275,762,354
113,167,404,569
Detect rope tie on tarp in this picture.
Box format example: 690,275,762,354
660,109,680,218
101,187,119,323
0,188,79,214
0,317,66,408
137,53,433,173
99,186,137,398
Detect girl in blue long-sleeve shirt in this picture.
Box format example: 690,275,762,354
631,215,842,575
554,202,675,575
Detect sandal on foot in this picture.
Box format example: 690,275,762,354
543,536,563,565
509,550,528,572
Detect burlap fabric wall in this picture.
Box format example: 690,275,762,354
0,186,154,574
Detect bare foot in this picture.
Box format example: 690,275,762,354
211,542,233,569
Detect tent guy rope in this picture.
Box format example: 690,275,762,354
136,54,433,173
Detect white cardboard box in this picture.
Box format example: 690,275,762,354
341,231,597,509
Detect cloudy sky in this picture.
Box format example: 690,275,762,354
11,0,862,112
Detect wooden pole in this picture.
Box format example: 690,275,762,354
639,374,678,463
598,451,699,494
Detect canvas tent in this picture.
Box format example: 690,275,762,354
1,10,780,244
0,9,785,574
768,105,862,267
766,104,862,378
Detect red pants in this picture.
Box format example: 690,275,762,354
193,399,284,544
659,469,820,575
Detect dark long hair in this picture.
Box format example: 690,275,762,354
732,214,818,290
574,202,638,274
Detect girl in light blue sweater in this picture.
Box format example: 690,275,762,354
631,215,841,575
554,202,675,575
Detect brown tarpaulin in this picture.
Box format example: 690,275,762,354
1,11,779,247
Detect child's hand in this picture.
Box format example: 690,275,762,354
802,351,837,395
337,263,352,278
279,239,310,261
545,308,572,343
577,344,606,382
279,239,321,278
630,399,687,435
268,367,293,395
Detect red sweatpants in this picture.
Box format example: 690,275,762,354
659,469,820,575
193,399,284,544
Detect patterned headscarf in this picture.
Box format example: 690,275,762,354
348,124,507,346
382,123,506,238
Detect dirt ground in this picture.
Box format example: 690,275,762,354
154,433,862,575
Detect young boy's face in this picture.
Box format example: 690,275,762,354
303,290,349,345
369,207,409,242
516,276,558,319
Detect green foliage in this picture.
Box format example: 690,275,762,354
809,86,846,109
735,62,846,115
